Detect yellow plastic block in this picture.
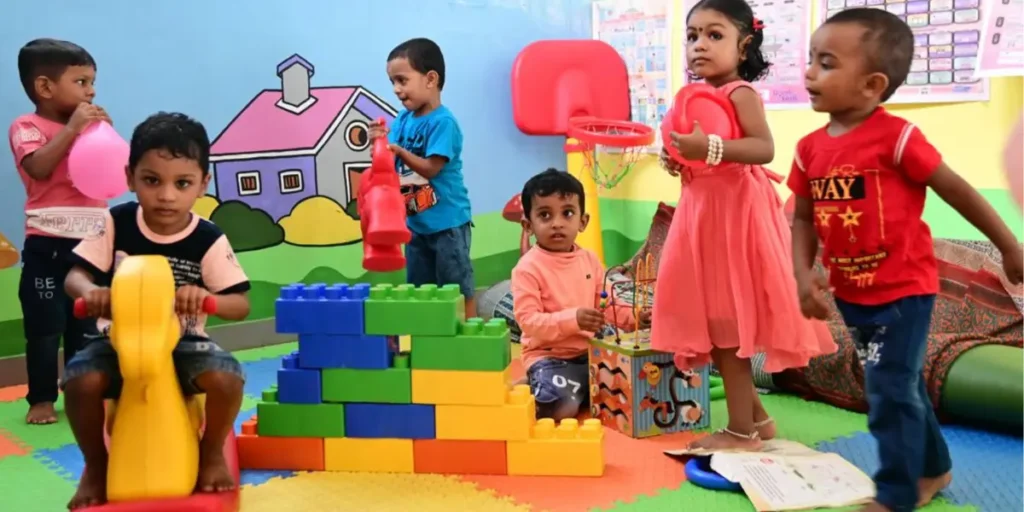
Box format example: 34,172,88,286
324,438,414,473
507,418,605,477
411,365,511,405
436,384,536,441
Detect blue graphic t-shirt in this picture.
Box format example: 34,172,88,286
387,105,472,235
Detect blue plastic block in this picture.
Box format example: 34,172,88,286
344,403,436,439
275,282,370,335
276,352,322,404
297,333,397,369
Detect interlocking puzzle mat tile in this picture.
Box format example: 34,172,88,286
464,430,699,512
706,393,869,446
0,454,77,511
0,396,76,450
0,342,1011,512
239,471,532,512
602,480,976,512
818,426,1022,512
0,384,27,402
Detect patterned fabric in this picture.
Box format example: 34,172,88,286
774,238,1023,413
620,203,1022,413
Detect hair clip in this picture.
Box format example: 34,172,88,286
752,18,766,30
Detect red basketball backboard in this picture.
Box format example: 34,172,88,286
511,40,631,136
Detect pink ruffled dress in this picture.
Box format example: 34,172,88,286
651,81,836,373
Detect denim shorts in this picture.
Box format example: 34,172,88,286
62,335,245,398
527,355,590,420
406,222,475,299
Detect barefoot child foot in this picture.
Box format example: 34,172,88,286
689,428,763,451
754,417,776,440
197,446,235,493
67,462,107,509
917,471,952,507
26,402,58,425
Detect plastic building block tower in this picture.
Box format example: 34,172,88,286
238,282,605,477
589,336,711,438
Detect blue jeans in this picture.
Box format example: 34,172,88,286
835,294,952,511
406,222,475,299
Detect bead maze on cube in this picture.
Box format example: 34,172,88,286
589,336,711,438
238,282,604,477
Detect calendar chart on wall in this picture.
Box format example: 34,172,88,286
593,0,673,151
976,0,1024,77
820,0,990,103
746,0,814,109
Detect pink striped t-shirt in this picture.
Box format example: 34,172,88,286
8,114,107,239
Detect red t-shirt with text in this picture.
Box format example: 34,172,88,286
787,108,942,305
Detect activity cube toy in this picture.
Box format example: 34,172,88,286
589,336,711,438
239,282,605,477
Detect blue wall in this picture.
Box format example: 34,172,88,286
0,0,592,247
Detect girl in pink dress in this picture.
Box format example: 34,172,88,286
652,0,837,451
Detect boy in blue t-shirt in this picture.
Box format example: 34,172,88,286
370,37,475,318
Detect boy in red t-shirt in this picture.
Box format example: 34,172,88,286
8,39,112,425
789,9,1023,512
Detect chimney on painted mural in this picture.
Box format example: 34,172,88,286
275,54,317,114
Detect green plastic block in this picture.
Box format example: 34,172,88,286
364,283,465,336
322,354,412,403
256,402,345,437
411,318,511,371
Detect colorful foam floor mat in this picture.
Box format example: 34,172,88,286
1,343,1019,511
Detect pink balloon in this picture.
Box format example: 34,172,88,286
68,122,129,200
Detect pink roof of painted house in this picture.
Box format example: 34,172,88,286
210,87,356,156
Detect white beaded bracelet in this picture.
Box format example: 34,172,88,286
705,134,724,166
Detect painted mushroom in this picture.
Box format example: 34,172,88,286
502,193,531,256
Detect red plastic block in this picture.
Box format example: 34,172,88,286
238,419,324,470
413,439,507,475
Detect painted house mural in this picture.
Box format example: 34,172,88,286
211,54,398,219
195,54,401,251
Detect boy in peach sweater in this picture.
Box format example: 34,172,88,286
511,169,650,420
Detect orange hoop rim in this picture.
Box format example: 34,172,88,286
567,116,655,149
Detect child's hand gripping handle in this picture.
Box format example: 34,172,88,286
73,296,217,319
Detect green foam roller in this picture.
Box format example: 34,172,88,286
940,344,1023,432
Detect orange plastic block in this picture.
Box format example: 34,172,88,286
507,418,605,477
237,419,324,471
413,440,508,475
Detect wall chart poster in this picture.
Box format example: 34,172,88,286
593,0,673,151
746,0,814,109
821,0,990,104
976,0,1024,77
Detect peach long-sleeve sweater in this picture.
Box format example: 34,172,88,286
511,245,637,370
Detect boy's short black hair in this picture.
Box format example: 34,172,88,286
824,8,913,102
128,112,211,175
521,168,586,217
17,38,96,103
387,38,446,90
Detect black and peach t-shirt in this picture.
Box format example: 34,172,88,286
70,202,250,337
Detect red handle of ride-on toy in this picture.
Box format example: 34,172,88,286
73,295,218,319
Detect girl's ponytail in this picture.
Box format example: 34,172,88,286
738,18,771,82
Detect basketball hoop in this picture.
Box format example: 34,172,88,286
566,117,655,190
